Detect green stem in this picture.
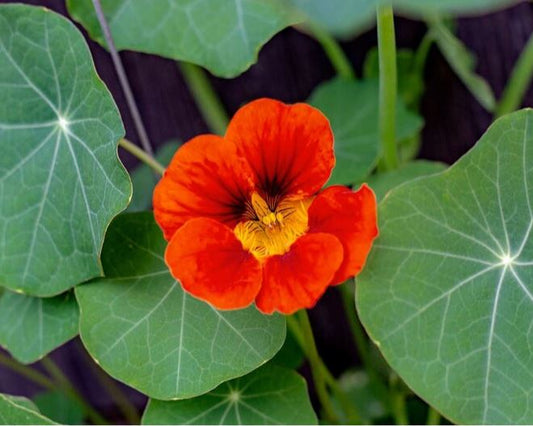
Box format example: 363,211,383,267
0,352,56,391
119,138,165,175
294,311,340,424
178,62,229,135
41,357,108,425
413,30,435,78
390,378,409,425
376,3,399,172
306,23,355,79
426,406,441,425
495,32,533,117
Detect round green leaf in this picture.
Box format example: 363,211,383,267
76,212,286,400
367,160,447,202
66,0,299,78
290,0,519,38
0,4,131,296
141,365,317,425
357,109,533,423
0,394,55,425
33,391,85,425
308,78,423,186
0,291,79,364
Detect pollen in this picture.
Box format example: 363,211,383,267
234,192,310,259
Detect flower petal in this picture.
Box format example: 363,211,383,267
255,233,343,314
153,135,255,240
308,184,378,285
165,218,262,310
225,98,334,198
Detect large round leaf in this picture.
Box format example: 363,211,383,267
0,291,79,364
0,394,55,425
141,365,317,425
0,4,131,296
290,0,520,38
357,109,533,423
76,213,286,400
66,0,298,78
308,78,422,186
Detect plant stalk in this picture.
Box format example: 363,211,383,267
306,23,355,79
91,0,155,157
376,3,399,171
119,138,165,175
0,352,55,391
495,32,533,117
426,406,441,425
178,62,229,135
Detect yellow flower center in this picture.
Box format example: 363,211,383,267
234,192,310,259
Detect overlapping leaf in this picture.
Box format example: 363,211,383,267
357,110,533,423
76,213,285,400
0,394,55,425
0,291,79,364
0,4,131,296
142,365,317,425
309,78,423,185
67,0,299,78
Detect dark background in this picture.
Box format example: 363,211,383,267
1,0,533,421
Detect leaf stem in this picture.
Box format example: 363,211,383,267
40,357,108,425
0,352,55,391
426,406,441,425
495,32,533,117
288,312,339,423
376,3,399,172
178,62,229,135
390,377,409,425
306,23,355,79
91,0,155,157
119,138,165,175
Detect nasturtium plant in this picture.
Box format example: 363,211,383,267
0,4,131,296
142,365,317,425
66,0,299,78
357,110,533,424
0,394,55,425
33,391,85,425
308,77,423,185
0,291,79,364
76,213,286,400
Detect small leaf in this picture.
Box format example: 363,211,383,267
0,291,79,364
0,4,131,296
308,77,423,185
357,109,533,423
0,394,55,425
66,0,299,78
367,160,447,201
33,391,85,425
127,141,179,212
141,365,317,425
76,212,285,400
429,18,495,112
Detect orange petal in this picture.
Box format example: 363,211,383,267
153,135,255,241
308,184,378,285
165,218,262,310
225,98,334,198
255,233,343,314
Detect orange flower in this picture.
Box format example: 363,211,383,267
153,98,378,314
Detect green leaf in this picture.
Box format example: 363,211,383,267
357,109,533,423
0,394,55,425
270,327,304,370
141,365,317,425
0,4,131,296
127,141,179,212
290,0,519,38
33,391,85,425
367,160,447,202
66,0,299,78
76,212,285,400
308,77,423,186
0,291,79,364
429,17,495,112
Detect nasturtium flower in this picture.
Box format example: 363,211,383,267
153,98,378,314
